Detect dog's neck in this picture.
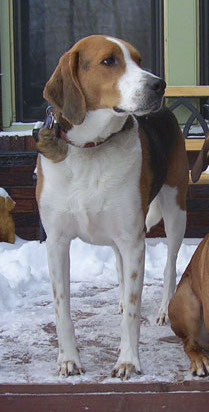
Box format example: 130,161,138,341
66,109,129,147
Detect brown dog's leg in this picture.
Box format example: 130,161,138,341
169,274,209,376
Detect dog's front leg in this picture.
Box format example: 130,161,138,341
46,237,84,376
112,233,145,380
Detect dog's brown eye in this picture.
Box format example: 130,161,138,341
101,56,116,66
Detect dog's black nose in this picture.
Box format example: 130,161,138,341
148,78,166,95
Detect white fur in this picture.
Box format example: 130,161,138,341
67,108,128,146
107,37,161,115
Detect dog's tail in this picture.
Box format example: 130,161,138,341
145,196,162,233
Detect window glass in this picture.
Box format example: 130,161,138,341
14,0,159,121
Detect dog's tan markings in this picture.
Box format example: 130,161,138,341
44,49,86,126
130,271,138,280
165,128,189,211
191,134,209,183
75,36,127,111
36,127,68,163
80,59,90,72
130,293,137,305
139,130,153,218
52,282,57,299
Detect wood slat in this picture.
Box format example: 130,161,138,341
1,382,209,412
185,139,205,151
165,85,209,97
189,171,209,185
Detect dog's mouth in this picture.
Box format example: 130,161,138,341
113,98,164,116
113,106,126,114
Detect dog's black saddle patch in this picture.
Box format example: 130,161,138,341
136,107,179,204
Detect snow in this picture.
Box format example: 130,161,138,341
0,236,203,384
0,187,12,199
0,130,33,137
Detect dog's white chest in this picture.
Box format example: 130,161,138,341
40,127,142,244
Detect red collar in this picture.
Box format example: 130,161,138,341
59,116,134,148
60,128,115,148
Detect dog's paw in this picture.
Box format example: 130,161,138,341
57,350,85,377
157,307,169,326
58,359,85,377
112,359,141,380
191,354,209,377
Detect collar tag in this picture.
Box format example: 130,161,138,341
45,106,55,129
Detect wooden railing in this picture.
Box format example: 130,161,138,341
165,86,209,184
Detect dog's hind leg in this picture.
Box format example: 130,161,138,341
157,184,187,325
145,196,162,233
169,275,209,376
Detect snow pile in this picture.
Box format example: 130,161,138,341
0,236,202,383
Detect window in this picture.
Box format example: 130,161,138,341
13,0,164,122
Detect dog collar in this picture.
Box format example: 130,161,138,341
36,106,134,149
60,115,134,149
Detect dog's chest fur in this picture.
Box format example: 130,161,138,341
40,120,143,245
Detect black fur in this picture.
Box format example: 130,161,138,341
137,107,179,203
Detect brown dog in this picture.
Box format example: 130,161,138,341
169,136,209,377
0,188,16,244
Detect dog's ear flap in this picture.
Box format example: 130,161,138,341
191,135,209,183
43,51,86,125
5,197,16,212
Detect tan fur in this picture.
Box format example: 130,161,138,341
0,195,16,243
130,293,137,305
169,233,209,376
165,127,189,210
191,133,209,183
36,127,68,163
130,272,138,280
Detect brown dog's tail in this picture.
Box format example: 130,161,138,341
191,134,209,183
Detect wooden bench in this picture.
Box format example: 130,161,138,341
165,86,209,185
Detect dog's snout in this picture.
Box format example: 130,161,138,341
148,78,166,95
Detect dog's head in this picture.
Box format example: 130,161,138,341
0,190,16,214
191,134,209,183
44,35,166,125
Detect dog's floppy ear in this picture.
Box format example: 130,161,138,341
43,51,86,125
5,197,16,212
191,135,209,183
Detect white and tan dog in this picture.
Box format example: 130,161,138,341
36,35,188,379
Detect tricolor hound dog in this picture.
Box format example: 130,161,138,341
169,135,209,377
36,35,188,379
